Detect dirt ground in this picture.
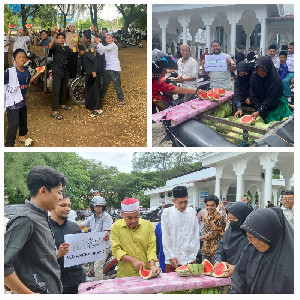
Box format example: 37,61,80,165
4,42,147,147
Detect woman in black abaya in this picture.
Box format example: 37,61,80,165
214,201,252,277
249,56,292,123
230,207,294,294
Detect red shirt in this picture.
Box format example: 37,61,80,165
152,79,176,104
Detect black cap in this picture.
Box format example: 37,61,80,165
173,186,188,198
269,44,276,50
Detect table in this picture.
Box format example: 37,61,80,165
78,272,231,294
152,91,234,126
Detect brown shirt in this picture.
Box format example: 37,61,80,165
201,210,226,257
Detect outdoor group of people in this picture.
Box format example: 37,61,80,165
4,22,126,147
152,40,293,126
4,165,294,294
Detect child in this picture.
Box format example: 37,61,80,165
49,32,75,120
6,26,31,53
82,31,103,117
94,33,126,106
278,51,288,81
4,48,44,147
234,61,254,118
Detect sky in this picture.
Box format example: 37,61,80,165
76,152,134,173
99,4,121,21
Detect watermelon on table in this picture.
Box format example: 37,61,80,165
25,24,32,29
199,92,208,100
218,89,226,96
139,269,156,280
202,259,214,275
187,263,203,276
176,265,191,277
241,115,254,125
36,66,46,73
207,91,214,99
212,262,228,277
9,23,16,29
210,92,220,102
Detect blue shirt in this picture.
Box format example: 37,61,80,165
155,222,166,273
4,66,30,109
279,63,288,80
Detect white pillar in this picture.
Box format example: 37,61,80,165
230,22,236,56
158,16,168,53
260,9,267,56
206,25,211,49
191,35,196,58
233,160,248,202
215,167,224,199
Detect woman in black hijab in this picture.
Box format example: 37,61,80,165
214,201,252,277
234,62,255,118
248,56,292,123
230,207,294,294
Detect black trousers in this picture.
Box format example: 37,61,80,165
102,70,125,102
85,74,102,111
52,73,69,111
5,105,28,147
62,284,79,294
69,52,78,78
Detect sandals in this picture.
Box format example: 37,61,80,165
90,110,103,117
118,102,126,107
51,112,63,120
60,105,72,111
20,138,34,147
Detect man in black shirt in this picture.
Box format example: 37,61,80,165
235,46,245,65
49,193,85,294
49,32,77,120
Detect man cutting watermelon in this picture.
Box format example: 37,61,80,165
111,198,161,278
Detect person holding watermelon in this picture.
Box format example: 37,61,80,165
248,56,292,123
4,48,45,147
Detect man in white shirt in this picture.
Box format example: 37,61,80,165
176,44,199,102
161,186,199,272
267,45,280,71
281,190,294,230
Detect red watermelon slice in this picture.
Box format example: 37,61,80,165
241,115,254,125
91,26,97,31
9,23,16,29
36,66,46,73
199,92,208,100
218,89,226,96
54,27,59,33
212,262,228,277
25,24,32,29
202,259,214,275
210,92,220,102
139,269,156,280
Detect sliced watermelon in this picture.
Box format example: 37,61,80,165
199,92,208,100
91,26,97,31
9,23,16,29
241,115,254,125
210,92,220,102
188,263,203,276
36,66,46,73
139,269,156,280
202,259,214,275
218,89,226,96
176,265,191,277
25,24,32,29
207,91,214,100
54,27,59,32
212,262,228,277
213,88,222,93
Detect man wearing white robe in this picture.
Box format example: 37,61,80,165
161,186,199,272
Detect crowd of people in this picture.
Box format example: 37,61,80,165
4,166,294,294
4,23,126,147
152,40,294,126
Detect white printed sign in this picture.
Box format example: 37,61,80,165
204,54,227,72
64,232,106,268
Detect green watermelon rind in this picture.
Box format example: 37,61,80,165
212,262,228,277
187,263,203,276
241,115,254,125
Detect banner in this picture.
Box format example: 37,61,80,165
64,232,106,268
204,54,227,72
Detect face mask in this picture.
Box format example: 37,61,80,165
229,220,241,229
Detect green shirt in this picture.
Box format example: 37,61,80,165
111,218,157,278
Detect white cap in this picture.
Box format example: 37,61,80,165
121,198,139,213
69,22,76,27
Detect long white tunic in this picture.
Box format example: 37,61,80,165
96,42,121,72
161,206,199,265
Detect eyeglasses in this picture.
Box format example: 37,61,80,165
282,198,293,202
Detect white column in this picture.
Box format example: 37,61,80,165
230,22,236,56
233,160,248,202
206,25,211,49
158,16,168,53
259,153,278,207
260,9,267,56
191,35,196,58
215,167,224,199
272,187,279,207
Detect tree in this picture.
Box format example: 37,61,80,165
86,4,104,29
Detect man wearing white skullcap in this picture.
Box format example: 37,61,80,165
6,25,32,54
111,198,161,278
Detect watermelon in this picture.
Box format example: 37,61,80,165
9,23,16,29
212,262,228,277
199,92,208,100
187,263,203,276
54,27,59,33
213,88,222,93
25,24,32,29
210,92,220,102
202,259,213,275
91,26,97,31
139,269,156,280
207,91,214,99
241,115,254,125
176,265,191,277
218,89,226,96
36,66,46,73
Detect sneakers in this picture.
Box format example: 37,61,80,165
90,110,103,117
